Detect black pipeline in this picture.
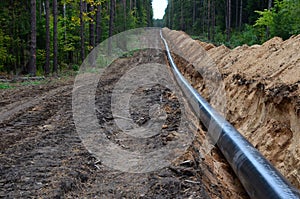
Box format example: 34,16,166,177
160,30,300,199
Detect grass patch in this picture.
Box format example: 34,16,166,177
20,80,45,86
0,82,14,89
120,49,141,58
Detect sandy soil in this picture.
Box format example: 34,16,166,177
162,28,300,190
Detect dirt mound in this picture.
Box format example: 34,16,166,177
162,28,300,189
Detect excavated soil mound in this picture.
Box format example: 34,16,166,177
162,28,300,189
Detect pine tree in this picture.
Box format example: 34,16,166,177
80,0,85,62
29,0,36,76
45,0,50,75
53,0,58,74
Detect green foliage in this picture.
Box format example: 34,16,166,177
0,1,29,73
0,83,14,89
120,48,140,58
36,49,46,74
255,9,274,28
230,24,262,47
153,19,164,27
20,80,45,86
127,10,138,29
0,0,153,75
192,24,265,48
0,30,12,70
212,26,227,45
255,0,300,39
60,62,69,71
72,64,79,71
164,0,300,47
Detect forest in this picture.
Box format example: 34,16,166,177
1,0,299,76
163,0,300,47
0,0,153,76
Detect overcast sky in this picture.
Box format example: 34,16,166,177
152,0,168,19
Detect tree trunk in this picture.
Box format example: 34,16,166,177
180,0,184,30
80,0,85,62
109,0,115,38
29,0,36,76
266,0,272,38
20,42,25,73
120,0,127,50
45,0,50,75
212,0,216,41
193,0,196,26
63,2,67,41
88,3,95,49
146,0,151,27
226,0,231,41
11,2,17,74
53,0,58,74
123,0,126,30
39,0,42,20
235,0,238,29
108,0,115,54
202,0,206,34
239,0,242,31
130,0,132,10
134,0,137,10
226,0,228,40
229,0,231,39
208,0,211,40
168,0,171,28
268,1,272,12
96,4,102,45
171,0,174,29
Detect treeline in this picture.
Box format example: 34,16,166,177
0,0,153,76
164,0,300,47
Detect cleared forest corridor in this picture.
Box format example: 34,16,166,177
1,0,300,198
1,31,242,198
1,28,300,198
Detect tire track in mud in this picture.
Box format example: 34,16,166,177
0,85,70,124
0,83,94,198
0,49,247,198
71,48,213,198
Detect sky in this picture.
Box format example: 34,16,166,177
152,0,168,19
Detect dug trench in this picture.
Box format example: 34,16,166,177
162,28,300,190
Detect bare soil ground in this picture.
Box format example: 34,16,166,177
0,48,248,198
162,28,300,190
